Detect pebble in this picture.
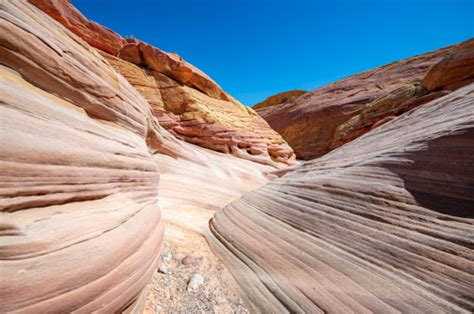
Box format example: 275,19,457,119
158,263,171,275
161,251,172,262
187,273,204,292
154,304,162,313
181,255,204,267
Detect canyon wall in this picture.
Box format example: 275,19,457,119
29,0,295,167
212,83,474,312
2,0,473,313
0,1,166,311
0,1,283,312
254,43,462,159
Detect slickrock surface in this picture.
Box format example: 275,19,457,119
255,44,455,159
210,85,474,312
29,0,296,167
0,1,167,312
253,90,306,111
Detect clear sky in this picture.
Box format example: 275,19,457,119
74,0,473,106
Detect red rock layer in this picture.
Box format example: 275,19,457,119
256,44,455,159
330,38,474,150
210,85,474,312
423,38,474,91
0,1,166,312
29,0,295,167
28,0,126,55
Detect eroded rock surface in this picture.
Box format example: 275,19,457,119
424,38,474,91
256,44,456,159
29,0,295,167
211,85,474,312
0,1,167,312
1,2,284,312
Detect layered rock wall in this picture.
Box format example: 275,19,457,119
29,0,295,167
211,84,474,312
0,1,165,311
255,44,456,159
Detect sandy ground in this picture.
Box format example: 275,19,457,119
143,201,249,314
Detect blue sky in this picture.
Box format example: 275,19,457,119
74,0,473,106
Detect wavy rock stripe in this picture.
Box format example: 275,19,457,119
0,1,165,312
210,85,474,313
255,44,455,159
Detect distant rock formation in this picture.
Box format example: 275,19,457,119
29,0,295,167
255,43,458,159
211,83,474,312
330,38,474,151
253,90,306,111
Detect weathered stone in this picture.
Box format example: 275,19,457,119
187,273,204,292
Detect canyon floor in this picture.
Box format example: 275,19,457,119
143,201,248,313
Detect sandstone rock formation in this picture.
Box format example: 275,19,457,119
29,0,295,167
330,83,449,149
0,1,282,312
253,89,306,111
329,39,474,150
255,44,456,159
0,1,166,312
423,38,474,91
4,1,473,313
27,0,126,55
211,84,474,312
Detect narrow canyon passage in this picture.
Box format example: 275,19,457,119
142,146,279,312
1,1,473,313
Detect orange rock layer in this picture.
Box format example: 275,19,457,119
28,0,295,167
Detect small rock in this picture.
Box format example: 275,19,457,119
158,263,171,275
187,273,204,292
154,304,162,313
161,251,172,262
181,255,204,267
